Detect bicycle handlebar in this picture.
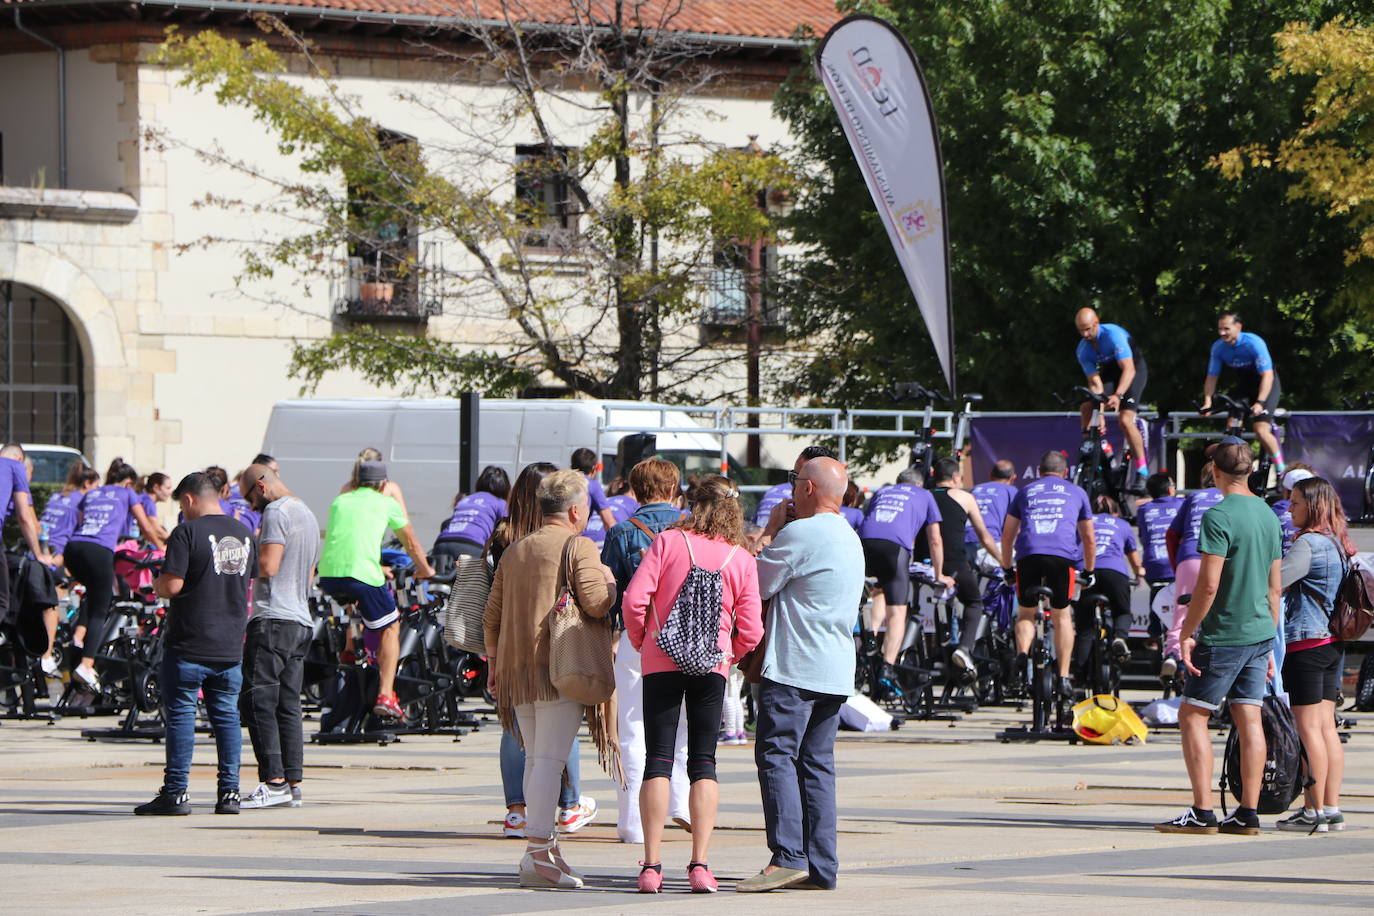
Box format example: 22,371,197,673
891,381,948,404
1200,392,1250,417
1054,386,1108,407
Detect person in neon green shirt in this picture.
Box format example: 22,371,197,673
318,461,434,719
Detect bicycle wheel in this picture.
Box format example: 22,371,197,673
1032,665,1054,732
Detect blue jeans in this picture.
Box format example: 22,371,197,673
162,650,243,794
755,678,843,888
501,716,579,809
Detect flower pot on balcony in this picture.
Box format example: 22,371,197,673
360,281,395,312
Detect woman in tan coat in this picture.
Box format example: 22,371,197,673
484,469,617,888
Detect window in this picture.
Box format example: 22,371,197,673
0,281,84,449
338,129,439,321
703,242,781,329
515,144,580,248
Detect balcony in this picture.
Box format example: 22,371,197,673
333,241,443,324
699,266,786,343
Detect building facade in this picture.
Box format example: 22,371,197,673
0,0,835,477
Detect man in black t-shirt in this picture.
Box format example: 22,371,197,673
135,472,256,817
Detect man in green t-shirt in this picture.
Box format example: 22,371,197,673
1156,439,1281,838
318,461,434,719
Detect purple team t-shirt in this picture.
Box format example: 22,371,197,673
840,505,864,531
1271,499,1299,553
0,456,30,525
583,492,638,546
1090,514,1138,577
587,477,611,514
753,482,791,528
40,489,81,556
859,483,942,550
1167,488,1224,564
1137,495,1184,581
70,484,139,551
965,480,1015,545
1007,476,1092,561
438,491,508,546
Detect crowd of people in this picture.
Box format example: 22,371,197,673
0,302,1359,887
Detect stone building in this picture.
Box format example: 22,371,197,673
0,0,835,477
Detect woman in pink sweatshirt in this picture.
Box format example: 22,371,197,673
622,474,764,893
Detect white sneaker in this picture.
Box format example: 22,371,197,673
73,665,101,692
504,810,527,838
557,796,598,834
40,654,61,677
951,647,977,676
1160,657,1178,681
240,782,293,809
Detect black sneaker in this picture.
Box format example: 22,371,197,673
1155,807,1218,834
215,788,241,815
1219,810,1261,836
135,789,191,816
876,663,903,701
1111,637,1131,662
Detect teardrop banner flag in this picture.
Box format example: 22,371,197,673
816,14,955,395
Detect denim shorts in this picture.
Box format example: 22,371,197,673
1181,640,1271,711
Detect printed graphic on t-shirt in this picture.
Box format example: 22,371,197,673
210,534,252,576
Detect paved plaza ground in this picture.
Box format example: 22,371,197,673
2,688,1370,914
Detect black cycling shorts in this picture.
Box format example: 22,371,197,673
1282,642,1342,706
862,538,911,605
1097,357,1148,412
1015,555,1076,609
1230,371,1281,422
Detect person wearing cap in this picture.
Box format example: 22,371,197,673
136,472,256,816
317,460,435,720
1272,466,1316,554
1156,440,1282,837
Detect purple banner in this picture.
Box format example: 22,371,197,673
1283,413,1374,520
968,415,1164,488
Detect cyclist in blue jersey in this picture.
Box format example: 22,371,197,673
1202,311,1285,473
964,459,1017,567
1075,309,1149,487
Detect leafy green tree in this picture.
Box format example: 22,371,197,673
774,0,1374,463
153,10,793,400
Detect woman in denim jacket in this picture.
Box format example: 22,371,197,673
1277,477,1354,833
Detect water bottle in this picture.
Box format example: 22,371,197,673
39,520,51,549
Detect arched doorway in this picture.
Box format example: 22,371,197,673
0,280,85,449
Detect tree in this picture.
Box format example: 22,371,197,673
152,4,794,401
774,0,1373,465
1215,16,1374,265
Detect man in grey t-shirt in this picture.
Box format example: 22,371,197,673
238,464,320,809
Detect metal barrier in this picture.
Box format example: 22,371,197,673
593,402,963,492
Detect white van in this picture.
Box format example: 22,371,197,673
260,398,735,541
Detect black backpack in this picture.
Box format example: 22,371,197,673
1219,694,1310,815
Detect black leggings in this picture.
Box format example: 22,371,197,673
66,540,116,661
642,671,726,783
1072,568,1133,670
948,562,985,652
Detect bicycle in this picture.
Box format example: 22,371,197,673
996,585,1075,742
1199,392,1280,498
1059,386,1138,521
892,381,948,477
1075,587,1126,699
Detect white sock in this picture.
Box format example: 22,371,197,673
1322,806,1340,816
1303,807,1320,817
